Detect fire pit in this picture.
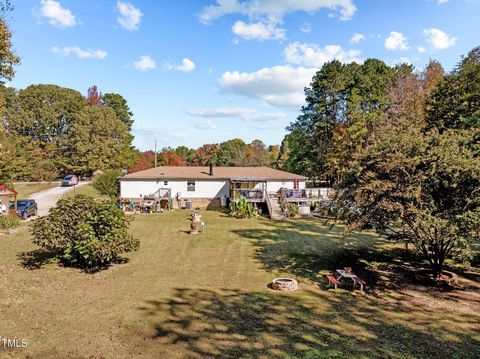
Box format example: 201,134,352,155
271,278,298,291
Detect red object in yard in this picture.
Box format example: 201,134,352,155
353,277,366,291
327,275,340,290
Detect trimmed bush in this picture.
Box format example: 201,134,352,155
92,169,122,199
31,195,139,269
229,198,259,219
0,215,21,230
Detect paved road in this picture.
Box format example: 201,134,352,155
30,182,90,217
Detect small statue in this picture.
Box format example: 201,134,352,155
190,213,201,234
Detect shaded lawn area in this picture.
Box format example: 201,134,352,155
12,182,59,199
0,210,479,358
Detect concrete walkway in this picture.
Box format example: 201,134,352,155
30,182,90,217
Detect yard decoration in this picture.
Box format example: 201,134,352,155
31,195,139,269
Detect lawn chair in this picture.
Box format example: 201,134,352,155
327,275,341,290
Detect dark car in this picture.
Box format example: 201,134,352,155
61,175,79,187
16,199,38,220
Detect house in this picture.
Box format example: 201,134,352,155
119,165,307,209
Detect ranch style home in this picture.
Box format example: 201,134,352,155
119,165,307,211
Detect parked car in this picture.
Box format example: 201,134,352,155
61,175,79,187
15,199,38,220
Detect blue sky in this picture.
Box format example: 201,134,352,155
8,0,480,151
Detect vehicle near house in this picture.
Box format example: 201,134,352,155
15,199,38,220
61,175,79,187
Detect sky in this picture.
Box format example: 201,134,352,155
8,0,480,151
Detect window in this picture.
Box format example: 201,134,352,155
164,181,168,186
187,181,195,191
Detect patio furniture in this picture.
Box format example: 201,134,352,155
327,275,341,290
335,269,366,292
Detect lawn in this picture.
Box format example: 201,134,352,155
0,210,479,358
64,183,104,198
12,182,59,199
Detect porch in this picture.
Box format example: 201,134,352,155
230,177,267,203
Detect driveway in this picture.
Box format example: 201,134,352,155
30,182,90,217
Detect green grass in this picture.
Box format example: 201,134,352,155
0,211,479,358
65,184,104,199
13,182,59,199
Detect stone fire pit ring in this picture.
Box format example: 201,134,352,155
271,278,298,291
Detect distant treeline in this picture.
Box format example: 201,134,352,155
130,140,281,173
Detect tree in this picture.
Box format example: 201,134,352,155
92,169,122,199
5,84,85,145
336,123,480,278
268,145,280,168
217,138,247,166
0,5,20,84
426,46,480,130
129,150,155,173
422,59,445,96
193,144,220,166
158,147,187,166
59,106,134,176
102,93,134,130
175,146,196,165
86,85,102,106
236,140,269,166
31,195,139,269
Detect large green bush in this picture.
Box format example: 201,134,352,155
31,195,139,269
0,215,21,230
229,198,259,219
92,169,121,199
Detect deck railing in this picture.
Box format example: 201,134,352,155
232,188,266,201
279,187,334,200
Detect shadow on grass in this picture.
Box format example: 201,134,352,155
137,287,480,359
18,248,58,269
18,249,129,273
232,219,427,291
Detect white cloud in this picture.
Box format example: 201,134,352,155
52,46,107,59
38,0,76,28
165,58,196,73
417,46,427,53
219,65,317,108
133,124,190,149
194,120,217,129
116,1,142,30
436,0,449,4
284,42,361,67
423,28,456,50
350,32,365,44
199,0,357,23
132,56,156,71
384,31,409,51
300,22,312,33
186,107,256,118
232,21,285,41
186,107,286,122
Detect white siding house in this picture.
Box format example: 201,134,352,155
119,166,307,208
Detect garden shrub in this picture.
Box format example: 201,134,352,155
31,195,139,269
92,169,121,199
288,203,299,217
0,215,21,230
229,198,259,219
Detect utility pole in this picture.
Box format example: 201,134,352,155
154,139,157,168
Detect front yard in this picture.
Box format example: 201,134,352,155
0,210,479,358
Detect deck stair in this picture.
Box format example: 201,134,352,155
266,191,285,220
